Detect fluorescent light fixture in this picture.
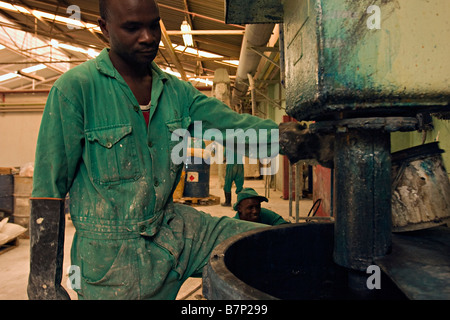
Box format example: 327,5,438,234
50,39,99,57
0,2,17,11
21,64,46,73
173,45,222,59
164,67,181,78
87,48,99,58
164,68,212,86
181,20,194,47
221,60,240,67
0,2,29,14
57,43,87,53
0,44,5,50
189,77,213,86
32,9,85,29
0,65,46,83
0,73,19,82
0,1,100,31
50,39,59,47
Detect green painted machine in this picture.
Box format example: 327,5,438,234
203,0,450,300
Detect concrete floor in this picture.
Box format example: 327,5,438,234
0,173,314,300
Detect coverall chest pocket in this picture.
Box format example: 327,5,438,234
86,125,141,184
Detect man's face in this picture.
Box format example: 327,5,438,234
99,0,161,67
237,198,262,223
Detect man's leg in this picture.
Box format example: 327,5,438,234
143,204,267,300
222,164,233,206
234,164,244,194
172,204,266,285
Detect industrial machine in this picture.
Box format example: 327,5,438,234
203,0,450,299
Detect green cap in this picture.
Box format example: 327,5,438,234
233,188,268,211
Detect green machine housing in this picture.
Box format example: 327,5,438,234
226,0,450,121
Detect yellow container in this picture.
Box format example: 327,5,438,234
173,170,185,199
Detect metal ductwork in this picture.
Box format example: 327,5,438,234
232,23,275,111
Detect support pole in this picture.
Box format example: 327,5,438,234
295,162,302,223
289,163,293,218
247,73,257,116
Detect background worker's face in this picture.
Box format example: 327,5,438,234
238,198,262,223
99,0,161,67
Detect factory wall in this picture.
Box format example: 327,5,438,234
0,92,46,169
2,90,449,182
260,82,286,192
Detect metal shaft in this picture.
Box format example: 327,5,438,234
333,128,392,272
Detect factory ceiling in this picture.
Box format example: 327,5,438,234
0,0,276,93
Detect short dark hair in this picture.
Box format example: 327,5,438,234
99,0,159,21
99,0,109,20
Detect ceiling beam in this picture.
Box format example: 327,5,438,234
159,19,187,81
157,3,245,29
0,21,104,49
183,0,204,76
0,38,66,74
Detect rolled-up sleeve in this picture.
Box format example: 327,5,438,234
32,86,84,199
185,82,279,160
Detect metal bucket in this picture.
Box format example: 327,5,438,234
391,142,450,232
183,156,210,198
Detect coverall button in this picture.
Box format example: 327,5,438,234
154,179,159,187
139,225,146,232
133,106,140,112
106,142,113,148
148,141,153,147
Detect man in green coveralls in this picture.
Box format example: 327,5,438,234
221,152,244,207
27,0,279,300
233,188,290,226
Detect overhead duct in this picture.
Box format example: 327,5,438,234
232,23,275,111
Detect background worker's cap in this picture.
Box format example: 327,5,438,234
233,188,268,211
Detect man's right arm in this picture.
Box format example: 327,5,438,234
28,85,84,300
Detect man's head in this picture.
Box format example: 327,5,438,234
233,188,268,223
98,0,161,68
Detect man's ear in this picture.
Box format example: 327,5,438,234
98,17,109,38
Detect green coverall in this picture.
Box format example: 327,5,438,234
223,161,244,195
31,48,278,299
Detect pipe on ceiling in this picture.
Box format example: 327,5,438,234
231,23,275,111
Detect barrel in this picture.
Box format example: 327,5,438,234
391,142,450,232
0,174,14,214
13,175,33,237
183,156,210,198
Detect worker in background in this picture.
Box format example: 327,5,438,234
221,150,244,207
233,188,290,226
27,0,280,300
